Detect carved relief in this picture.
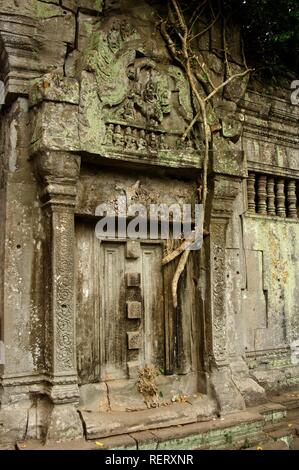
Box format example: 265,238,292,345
210,222,228,364
54,211,76,372
80,17,196,162
34,151,80,402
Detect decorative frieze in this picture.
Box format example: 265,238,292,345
127,331,142,350
103,122,196,155
247,172,298,219
126,272,141,287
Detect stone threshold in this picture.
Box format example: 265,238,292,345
79,395,217,440
15,401,289,451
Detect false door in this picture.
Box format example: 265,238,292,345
76,221,164,384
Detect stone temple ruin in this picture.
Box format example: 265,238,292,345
0,0,298,450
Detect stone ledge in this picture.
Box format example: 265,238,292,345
79,396,217,440
17,407,268,451
250,402,287,423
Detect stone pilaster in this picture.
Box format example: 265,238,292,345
205,150,247,413
34,150,82,440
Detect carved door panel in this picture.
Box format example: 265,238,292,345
76,221,165,384
76,221,201,386
99,242,127,381
76,222,100,384
141,244,164,368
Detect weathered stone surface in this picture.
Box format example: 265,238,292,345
79,383,109,411
80,402,204,439
30,102,80,153
29,74,80,107
130,430,158,450
0,0,299,448
0,402,30,444
46,405,83,442
152,410,264,450
106,379,147,412
210,367,245,414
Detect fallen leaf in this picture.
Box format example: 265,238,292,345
95,441,104,447
256,446,263,451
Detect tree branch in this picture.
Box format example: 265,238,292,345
204,68,253,102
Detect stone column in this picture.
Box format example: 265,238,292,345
34,150,82,440
206,173,246,412
204,149,250,413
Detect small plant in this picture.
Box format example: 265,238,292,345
137,365,161,408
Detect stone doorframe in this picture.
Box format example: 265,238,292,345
31,145,254,422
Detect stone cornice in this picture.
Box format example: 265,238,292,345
239,90,299,148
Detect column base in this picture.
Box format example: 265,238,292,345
45,404,83,442
209,366,246,414
230,358,267,407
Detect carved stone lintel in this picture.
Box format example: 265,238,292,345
33,151,81,405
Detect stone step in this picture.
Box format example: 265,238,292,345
17,409,265,451
269,392,299,410
79,396,216,440
16,397,299,451
250,402,286,424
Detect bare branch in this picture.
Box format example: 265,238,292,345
171,0,188,37
160,20,183,65
196,57,216,89
204,68,253,102
190,11,220,42
188,0,208,34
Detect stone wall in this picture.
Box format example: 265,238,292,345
0,0,298,444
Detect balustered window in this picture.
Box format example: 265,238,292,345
247,172,298,219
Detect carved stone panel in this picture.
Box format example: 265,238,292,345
79,16,200,168
76,223,166,383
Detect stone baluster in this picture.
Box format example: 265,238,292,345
257,175,267,215
276,178,286,217
267,177,276,216
247,173,256,214
287,180,297,219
